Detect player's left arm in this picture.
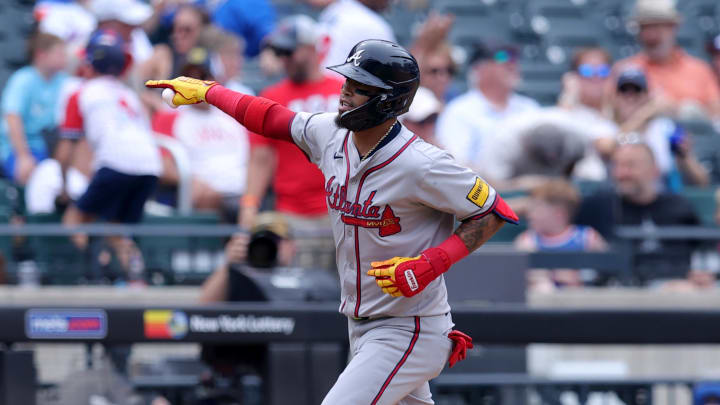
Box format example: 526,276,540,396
368,151,518,298
453,213,505,252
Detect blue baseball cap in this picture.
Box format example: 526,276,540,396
85,29,129,76
616,68,648,92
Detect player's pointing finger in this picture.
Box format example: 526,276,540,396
145,80,173,89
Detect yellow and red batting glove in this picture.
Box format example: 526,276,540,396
367,234,469,298
145,76,217,106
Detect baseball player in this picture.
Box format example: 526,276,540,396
147,39,518,405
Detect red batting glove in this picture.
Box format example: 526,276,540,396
367,246,451,298
448,330,473,368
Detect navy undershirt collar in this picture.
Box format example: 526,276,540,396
356,122,401,161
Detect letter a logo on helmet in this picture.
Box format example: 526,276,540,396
346,49,365,66
327,40,420,132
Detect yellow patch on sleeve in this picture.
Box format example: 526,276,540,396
466,177,489,207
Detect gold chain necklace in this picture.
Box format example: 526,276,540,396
360,122,396,161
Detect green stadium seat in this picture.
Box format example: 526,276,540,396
25,213,89,285
137,212,225,285
490,218,527,243
682,187,716,226
691,133,720,184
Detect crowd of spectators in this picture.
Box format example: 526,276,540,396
1,0,720,290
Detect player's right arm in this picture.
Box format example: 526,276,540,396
145,77,296,143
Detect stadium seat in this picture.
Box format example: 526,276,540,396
691,133,720,184
137,213,225,285
682,187,717,226
434,0,492,16
25,213,90,285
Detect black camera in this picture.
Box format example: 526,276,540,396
246,230,281,268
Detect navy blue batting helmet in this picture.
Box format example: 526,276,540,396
85,29,129,76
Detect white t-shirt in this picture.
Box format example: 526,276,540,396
436,89,540,172
163,107,250,196
318,0,396,69
482,106,618,181
61,76,161,176
25,159,89,214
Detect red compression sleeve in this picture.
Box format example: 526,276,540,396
422,234,470,275
206,85,295,142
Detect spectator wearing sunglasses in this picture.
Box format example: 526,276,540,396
239,15,341,271
614,0,720,119
139,5,209,111
418,43,459,104
555,47,620,177
612,68,709,191
436,41,539,173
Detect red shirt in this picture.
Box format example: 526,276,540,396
252,75,342,216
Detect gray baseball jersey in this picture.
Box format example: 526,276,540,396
290,112,500,319
290,112,502,405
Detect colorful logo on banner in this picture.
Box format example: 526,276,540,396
25,309,107,339
144,310,188,339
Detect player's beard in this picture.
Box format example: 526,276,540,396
334,112,348,129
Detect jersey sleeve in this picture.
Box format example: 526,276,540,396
290,112,333,165
59,91,84,140
414,148,501,222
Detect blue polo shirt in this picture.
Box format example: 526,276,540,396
0,66,67,163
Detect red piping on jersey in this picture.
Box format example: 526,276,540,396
349,134,418,318
371,316,421,405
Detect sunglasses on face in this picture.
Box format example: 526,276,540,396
577,64,610,79
617,84,645,95
271,47,294,58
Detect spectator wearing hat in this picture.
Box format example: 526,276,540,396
93,0,155,67
57,29,161,274
151,49,250,221
436,41,539,173
611,68,709,190
240,15,342,271
614,0,720,119
482,47,618,186
399,87,442,146
0,32,67,185
141,5,209,80
316,0,395,69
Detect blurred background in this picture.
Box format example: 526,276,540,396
2,0,720,404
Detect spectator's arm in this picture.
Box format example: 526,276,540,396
6,113,36,184
239,142,276,229
675,136,710,187
409,13,454,59
54,139,75,195
199,263,230,303
586,228,608,251
199,234,248,303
